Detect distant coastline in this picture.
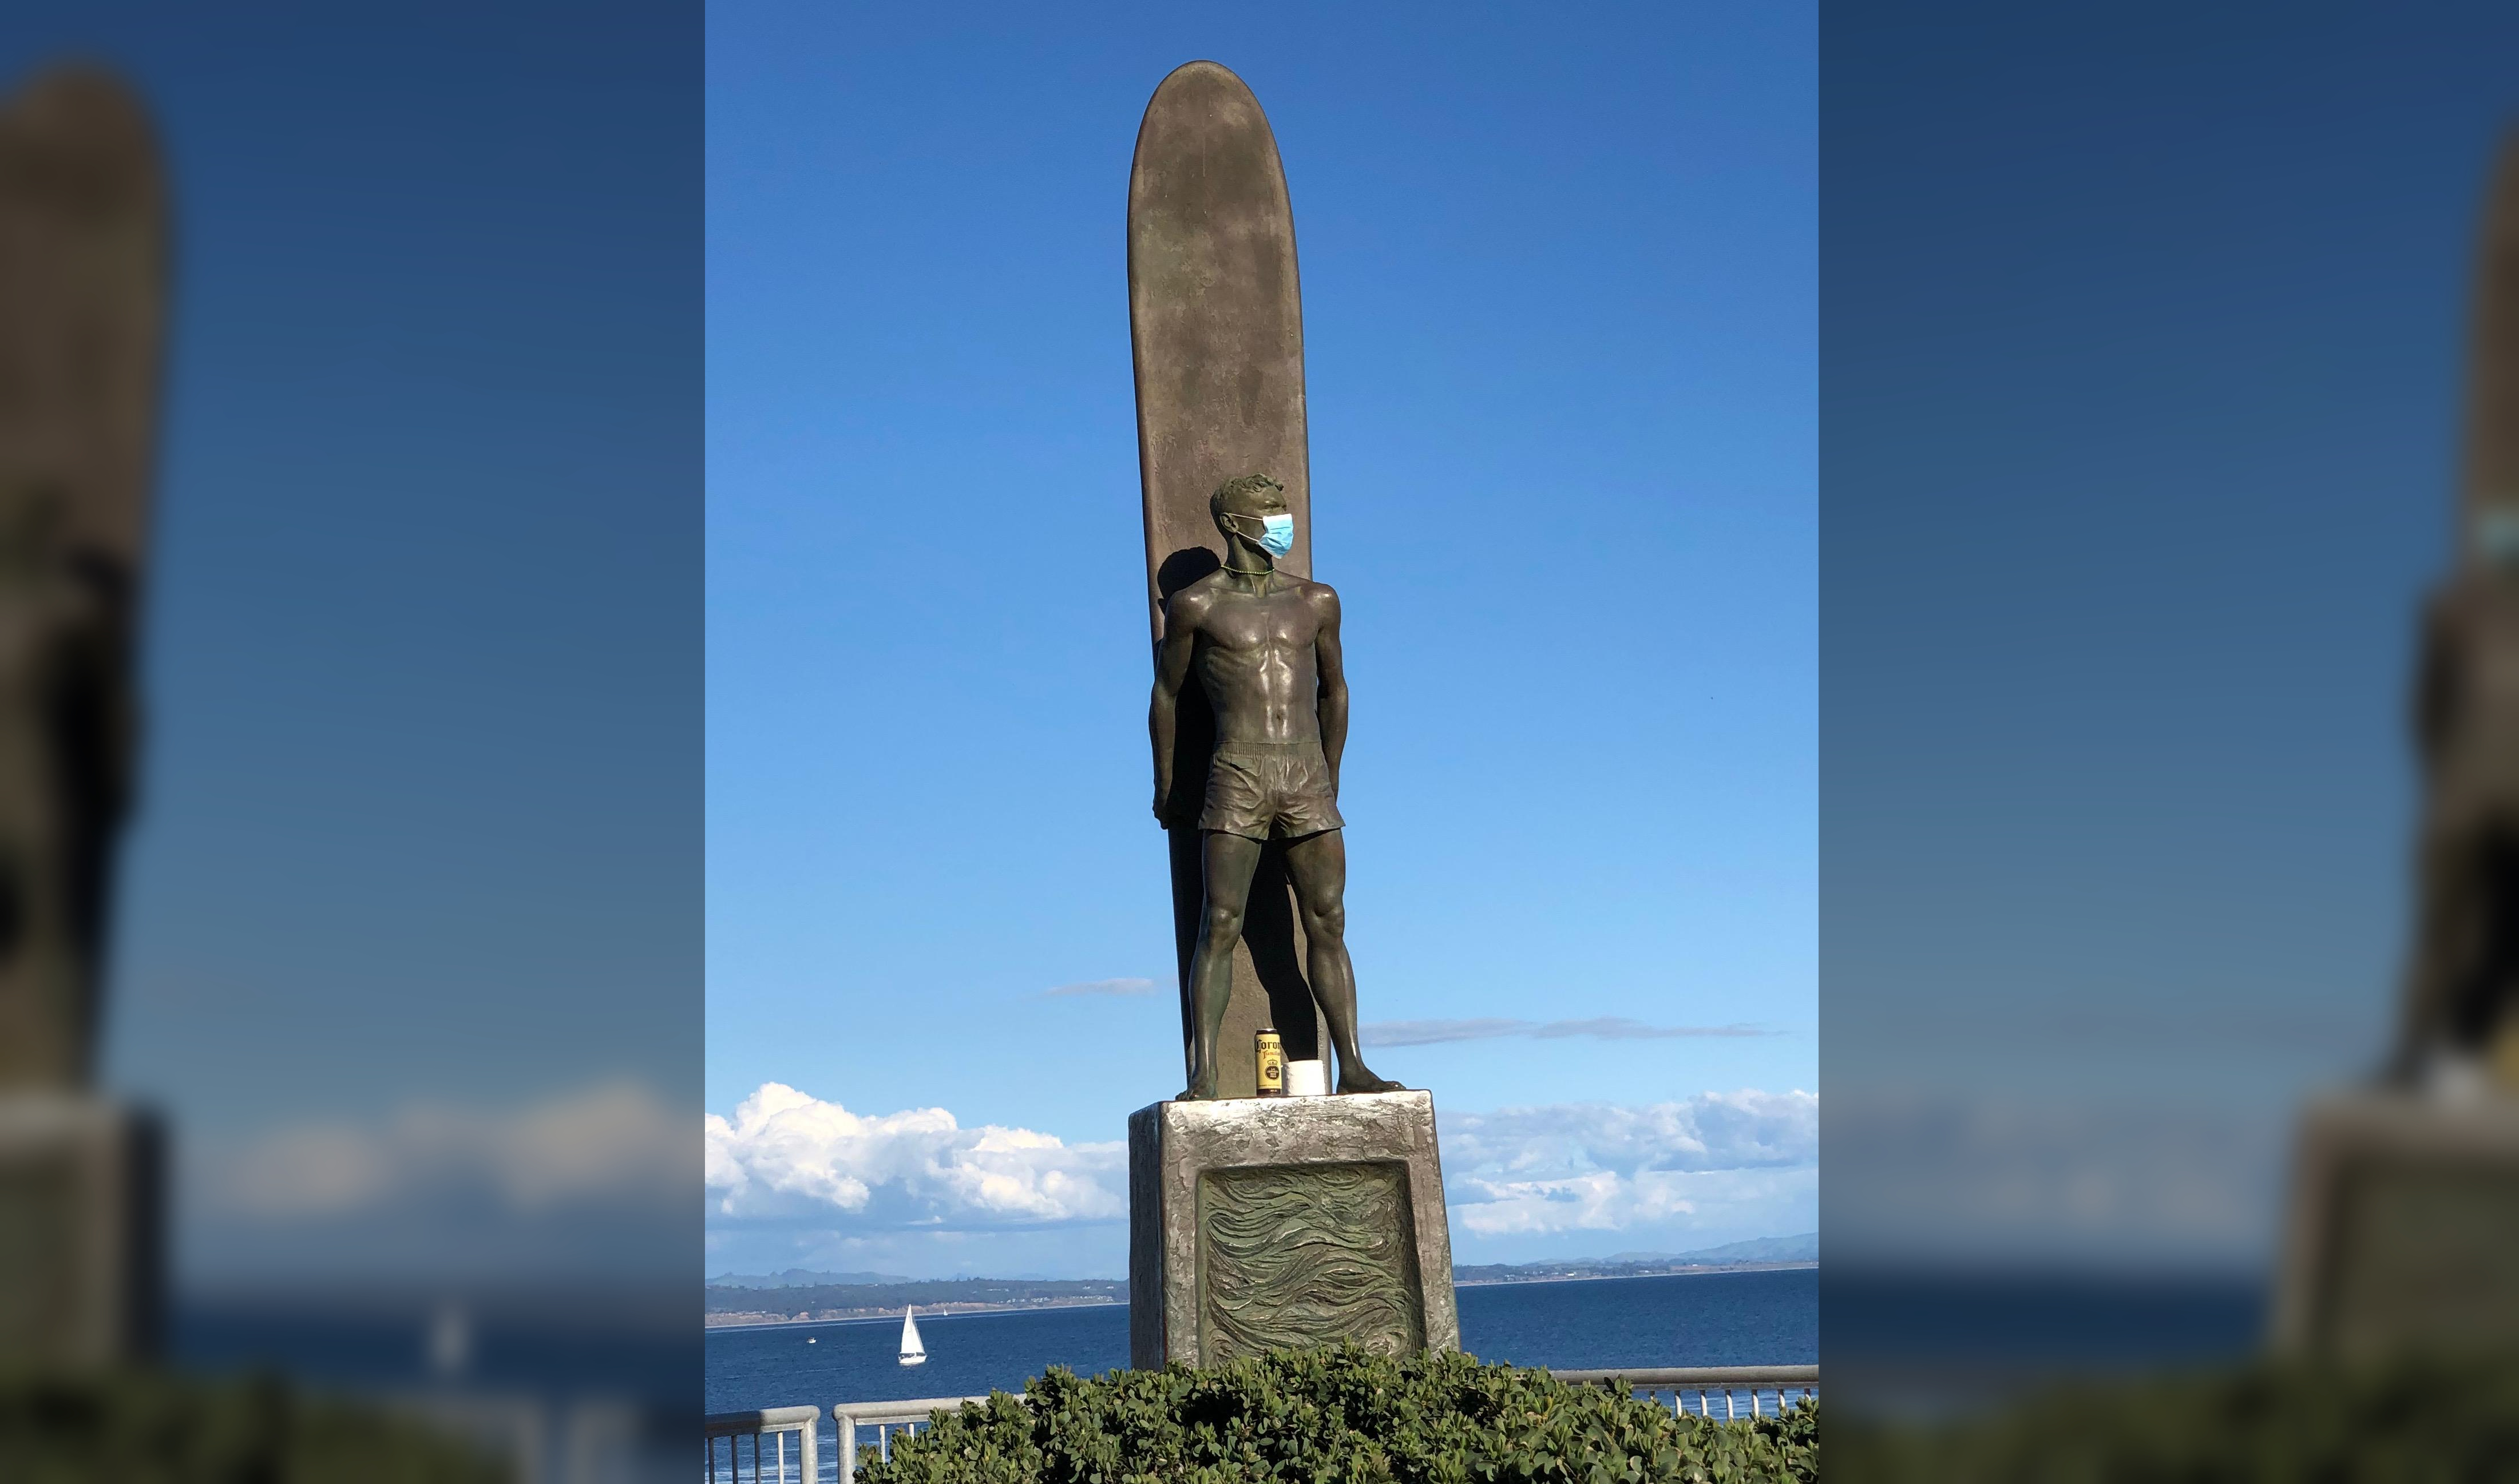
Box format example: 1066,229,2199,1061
704,1276,1126,1329
702,1253,1818,1328
705,1296,1124,1329
1453,1260,1817,1288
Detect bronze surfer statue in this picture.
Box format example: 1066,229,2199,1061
1150,474,1405,1101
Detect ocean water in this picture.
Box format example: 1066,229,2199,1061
1824,1269,2264,1414
175,1295,695,1483
703,1267,1818,1417
1823,1269,2261,1368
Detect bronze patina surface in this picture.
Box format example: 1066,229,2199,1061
1197,1160,1424,1362
0,66,168,1368
1121,63,1452,1373
2273,1093,2519,1356
1127,1090,1457,1369
2395,136,2519,1080
1129,62,1345,1099
2276,136,2519,1365
1151,475,1401,1101
0,67,164,1092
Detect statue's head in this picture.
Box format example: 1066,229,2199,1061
2476,502,2519,576
1210,474,1292,560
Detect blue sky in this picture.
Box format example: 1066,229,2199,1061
706,3,1816,1277
1822,1,2519,1272
32,0,2508,1302
10,3,700,1287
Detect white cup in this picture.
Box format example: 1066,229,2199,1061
1283,1059,1329,1097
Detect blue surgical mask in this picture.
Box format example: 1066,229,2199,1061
2480,507,2519,569
1254,513,1295,558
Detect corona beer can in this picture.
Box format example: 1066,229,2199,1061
1255,1029,1285,1096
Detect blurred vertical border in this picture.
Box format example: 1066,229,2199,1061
1824,0,2519,1433
3,4,699,1480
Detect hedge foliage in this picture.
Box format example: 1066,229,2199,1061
0,1369,505,1484
1833,1354,2519,1482
857,1344,1817,1484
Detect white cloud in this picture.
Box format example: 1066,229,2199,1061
1365,1018,1773,1047
705,1083,1125,1229
205,1079,691,1221
1824,1088,2283,1269
1436,1092,1818,1238
699,1085,1816,1265
1441,1090,1819,1176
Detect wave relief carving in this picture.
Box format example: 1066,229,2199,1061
1197,1160,1423,1362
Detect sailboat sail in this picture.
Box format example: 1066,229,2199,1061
898,1305,926,1366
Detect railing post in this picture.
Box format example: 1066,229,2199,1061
835,1409,855,1482
801,1415,818,1484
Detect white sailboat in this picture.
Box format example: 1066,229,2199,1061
897,1305,927,1367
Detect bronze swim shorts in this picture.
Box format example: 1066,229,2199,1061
1198,739,1344,840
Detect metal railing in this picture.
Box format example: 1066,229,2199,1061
396,1391,647,1484
833,1394,1013,1479
1553,1364,1819,1420
703,1404,819,1483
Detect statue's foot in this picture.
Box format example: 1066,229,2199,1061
1337,1069,1407,1094
1175,1080,1219,1102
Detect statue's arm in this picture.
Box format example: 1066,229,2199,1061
1150,593,1204,820
1313,586,1348,785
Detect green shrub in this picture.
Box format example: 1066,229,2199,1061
858,1344,1817,1484
0,1369,506,1483
1832,1354,2519,1482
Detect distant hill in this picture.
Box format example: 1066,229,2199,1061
702,1234,1817,1322
1452,1233,1817,1287
704,1276,1124,1319
707,1268,910,1290
1605,1233,1817,1265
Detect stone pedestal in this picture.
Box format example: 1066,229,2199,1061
0,1093,161,1366
1128,1089,1457,1369
2271,1090,2519,1358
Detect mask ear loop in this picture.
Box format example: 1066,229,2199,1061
1218,511,1278,587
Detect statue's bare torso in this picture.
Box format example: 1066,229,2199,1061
1149,528,1395,1100
2401,572,2519,1074
2422,579,2519,815
1169,571,1337,747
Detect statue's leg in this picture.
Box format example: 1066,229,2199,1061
1282,828,1403,1094
1181,830,1264,1100
2478,827,2519,1045
2398,820,2485,1078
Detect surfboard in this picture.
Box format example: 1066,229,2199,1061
0,68,167,1088
1128,61,1332,1096
2464,136,2519,537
